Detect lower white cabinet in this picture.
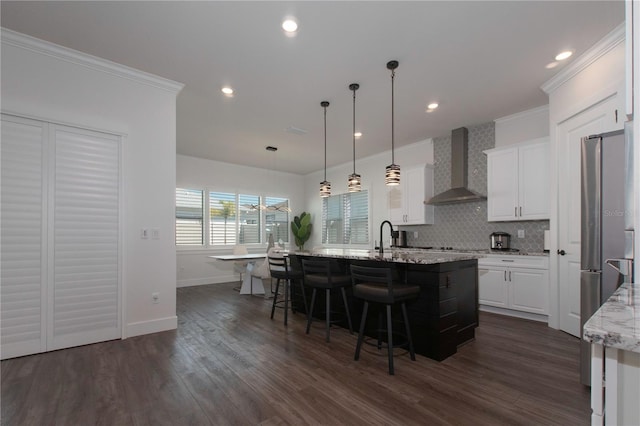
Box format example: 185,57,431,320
478,255,549,316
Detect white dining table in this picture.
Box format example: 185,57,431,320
208,253,267,295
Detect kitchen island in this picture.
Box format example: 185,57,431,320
290,248,480,361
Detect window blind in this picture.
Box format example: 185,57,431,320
176,188,203,245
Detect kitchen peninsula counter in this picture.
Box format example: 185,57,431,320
583,282,640,424
290,248,480,361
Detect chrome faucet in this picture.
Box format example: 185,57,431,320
379,220,394,256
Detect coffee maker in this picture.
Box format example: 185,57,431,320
392,230,407,248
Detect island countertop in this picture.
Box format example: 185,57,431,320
583,282,640,353
294,248,482,264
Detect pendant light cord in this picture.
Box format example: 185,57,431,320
324,105,327,181
391,67,395,164
352,88,356,174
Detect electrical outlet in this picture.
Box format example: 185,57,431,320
151,228,160,239
413,231,418,239
152,292,159,304
517,229,525,238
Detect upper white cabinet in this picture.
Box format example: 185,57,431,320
388,164,434,225
485,138,550,222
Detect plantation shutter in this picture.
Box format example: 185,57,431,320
238,194,260,244
210,192,237,245
176,188,203,245
48,124,121,350
1,115,47,359
322,191,369,245
348,190,369,244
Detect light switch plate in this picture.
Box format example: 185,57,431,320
517,229,525,238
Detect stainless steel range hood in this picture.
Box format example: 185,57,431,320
426,127,486,205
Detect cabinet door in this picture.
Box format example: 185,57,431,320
487,148,519,221
478,267,508,308
518,142,550,220
404,166,426,224
509,268,548,315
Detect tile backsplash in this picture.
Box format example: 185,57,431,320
404,122,549,253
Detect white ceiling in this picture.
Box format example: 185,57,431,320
1,1,624,175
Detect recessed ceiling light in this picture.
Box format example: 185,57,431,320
545,61,559,69
427,103,439,110
555,50,573,61
282,19,298,33
354,132,362,138
221,86,234,96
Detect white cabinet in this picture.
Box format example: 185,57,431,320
388,165,434,225
485,139,550,222
478,255,549,316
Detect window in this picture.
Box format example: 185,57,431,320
176,188,204,245
176,188,289,247
265,197,289,244
322,190,369,245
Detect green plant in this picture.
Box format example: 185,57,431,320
291,212,312,251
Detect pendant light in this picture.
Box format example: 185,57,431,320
348,83,361,192
385,60,401,186
319,101,331,197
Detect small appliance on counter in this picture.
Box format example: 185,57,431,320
490,232,511,250
391,230,407,248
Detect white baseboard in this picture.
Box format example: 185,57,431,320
177,275,238,288
479,305,548,323
125,316,178,338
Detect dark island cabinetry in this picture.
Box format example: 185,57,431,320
290,253,479,362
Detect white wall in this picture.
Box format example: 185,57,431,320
494,105,549,147
302,139,434,249
1,30,183,338
176,154,306,287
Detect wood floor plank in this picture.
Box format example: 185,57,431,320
1,282,591,425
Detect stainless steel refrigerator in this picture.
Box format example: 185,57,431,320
580,123,635,386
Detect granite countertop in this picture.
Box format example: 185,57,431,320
294,248,481,265
583,282,640,353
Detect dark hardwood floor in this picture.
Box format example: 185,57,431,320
1,282,590,425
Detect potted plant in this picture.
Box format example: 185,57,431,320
291,212,312,251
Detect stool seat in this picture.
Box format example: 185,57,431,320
304,273,350,289
350,264,420,375
302,259,353,343
353,282,419,304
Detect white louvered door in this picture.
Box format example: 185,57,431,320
1,115,48,359
48,124,121,350
0,114,121,359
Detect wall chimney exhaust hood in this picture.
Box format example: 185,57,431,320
426,127,486,205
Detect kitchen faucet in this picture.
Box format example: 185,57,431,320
379,220,394,256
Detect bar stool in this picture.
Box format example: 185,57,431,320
349,265,420,375
268,254,307,326
301,259,353,342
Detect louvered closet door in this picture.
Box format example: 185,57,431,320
48,125,121,350
1,115,48,359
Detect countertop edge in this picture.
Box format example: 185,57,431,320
583,282,640,354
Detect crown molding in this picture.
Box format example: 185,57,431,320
494,104,549,124
1,28,184,94
541,22,625,95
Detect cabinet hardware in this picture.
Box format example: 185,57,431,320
615,109,618,123
515,206,517,217
519,206,522,216
446,275,451,288
501,259,514,262
509,270,512,281
504,270,507,281
557,249,566,256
